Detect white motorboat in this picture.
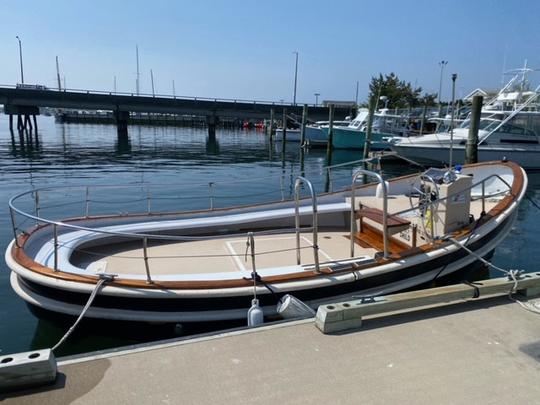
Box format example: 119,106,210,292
6,161,526,323
274,128,301,142
391,67,540,169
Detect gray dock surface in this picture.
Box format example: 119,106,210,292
3,295,540,404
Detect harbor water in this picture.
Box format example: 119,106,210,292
1,115,539,357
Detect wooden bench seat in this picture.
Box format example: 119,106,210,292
355,207,411,228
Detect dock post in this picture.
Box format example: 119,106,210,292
419,104,427,136
9,114,13,131
17,114,23,131
26,115,33,131
206,115,217,141
465,95,483,164
281,109,287,154
300,104,308,146
114,109,129,137
325,104,335,193
325,104,335,162
32,115,38,132
362,96,376,167
269,108,275,140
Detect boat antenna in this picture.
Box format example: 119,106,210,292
448,73,457,170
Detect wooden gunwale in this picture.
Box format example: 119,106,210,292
10,161,523,290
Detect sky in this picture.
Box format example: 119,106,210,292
1,0,539,104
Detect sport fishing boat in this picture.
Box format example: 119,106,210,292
276,120,350,144
330,108,410,150
5,160,526,323
303,120,351,146
391,67,540,169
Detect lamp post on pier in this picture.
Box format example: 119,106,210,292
438,60,448,104
292,51,299,105
15,36,24,84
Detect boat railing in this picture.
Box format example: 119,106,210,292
9,158,386,280
294,176,319,272
350,169,388,259
9,157,377,227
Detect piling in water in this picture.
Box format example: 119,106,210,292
282,109,287,154
362,97,376,166
300,104,308,146
465,95,483,164
325,104,335,163
269,108,275,140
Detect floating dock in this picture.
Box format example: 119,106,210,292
2,282,540,404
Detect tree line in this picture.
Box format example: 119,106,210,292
364,72,438,108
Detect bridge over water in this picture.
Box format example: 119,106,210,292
0,86,353,136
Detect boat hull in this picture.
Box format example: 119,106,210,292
5,161,526,324
332,127,390,150
7,208,518,323
391,143,540,170
305,126,328,146
274,129,302,142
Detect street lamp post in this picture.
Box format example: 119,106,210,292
15,36,24,84
438,60,448,104
293,51,299,105
314,93,320,106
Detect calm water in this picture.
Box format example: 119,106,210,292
1,115,539,357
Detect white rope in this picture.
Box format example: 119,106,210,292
447,237,540,315
51,276,112,352
447,237,515,276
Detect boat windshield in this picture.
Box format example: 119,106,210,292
459,118,499,130
459,118,537,136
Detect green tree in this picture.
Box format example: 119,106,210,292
367,73,437,108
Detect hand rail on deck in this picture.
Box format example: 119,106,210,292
294,176,319,272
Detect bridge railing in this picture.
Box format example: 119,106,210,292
0,84,325,108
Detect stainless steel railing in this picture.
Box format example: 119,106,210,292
294,176,320,272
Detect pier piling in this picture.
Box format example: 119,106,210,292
362,97,376,166
282,109,287,154
114,110,129,137
269,108,275,140
300,104,308,146
9,114,13,131
325,104,335,162
465,95,483,164
206,115,217,140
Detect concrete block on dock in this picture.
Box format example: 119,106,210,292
518,284,540,298
316,310,363,334
316,303,364,334
0,349,57,391
315,273,540,335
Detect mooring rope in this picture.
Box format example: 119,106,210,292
447,237,540,315
51,274,114,352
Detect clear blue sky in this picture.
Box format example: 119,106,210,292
1,0,539,103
